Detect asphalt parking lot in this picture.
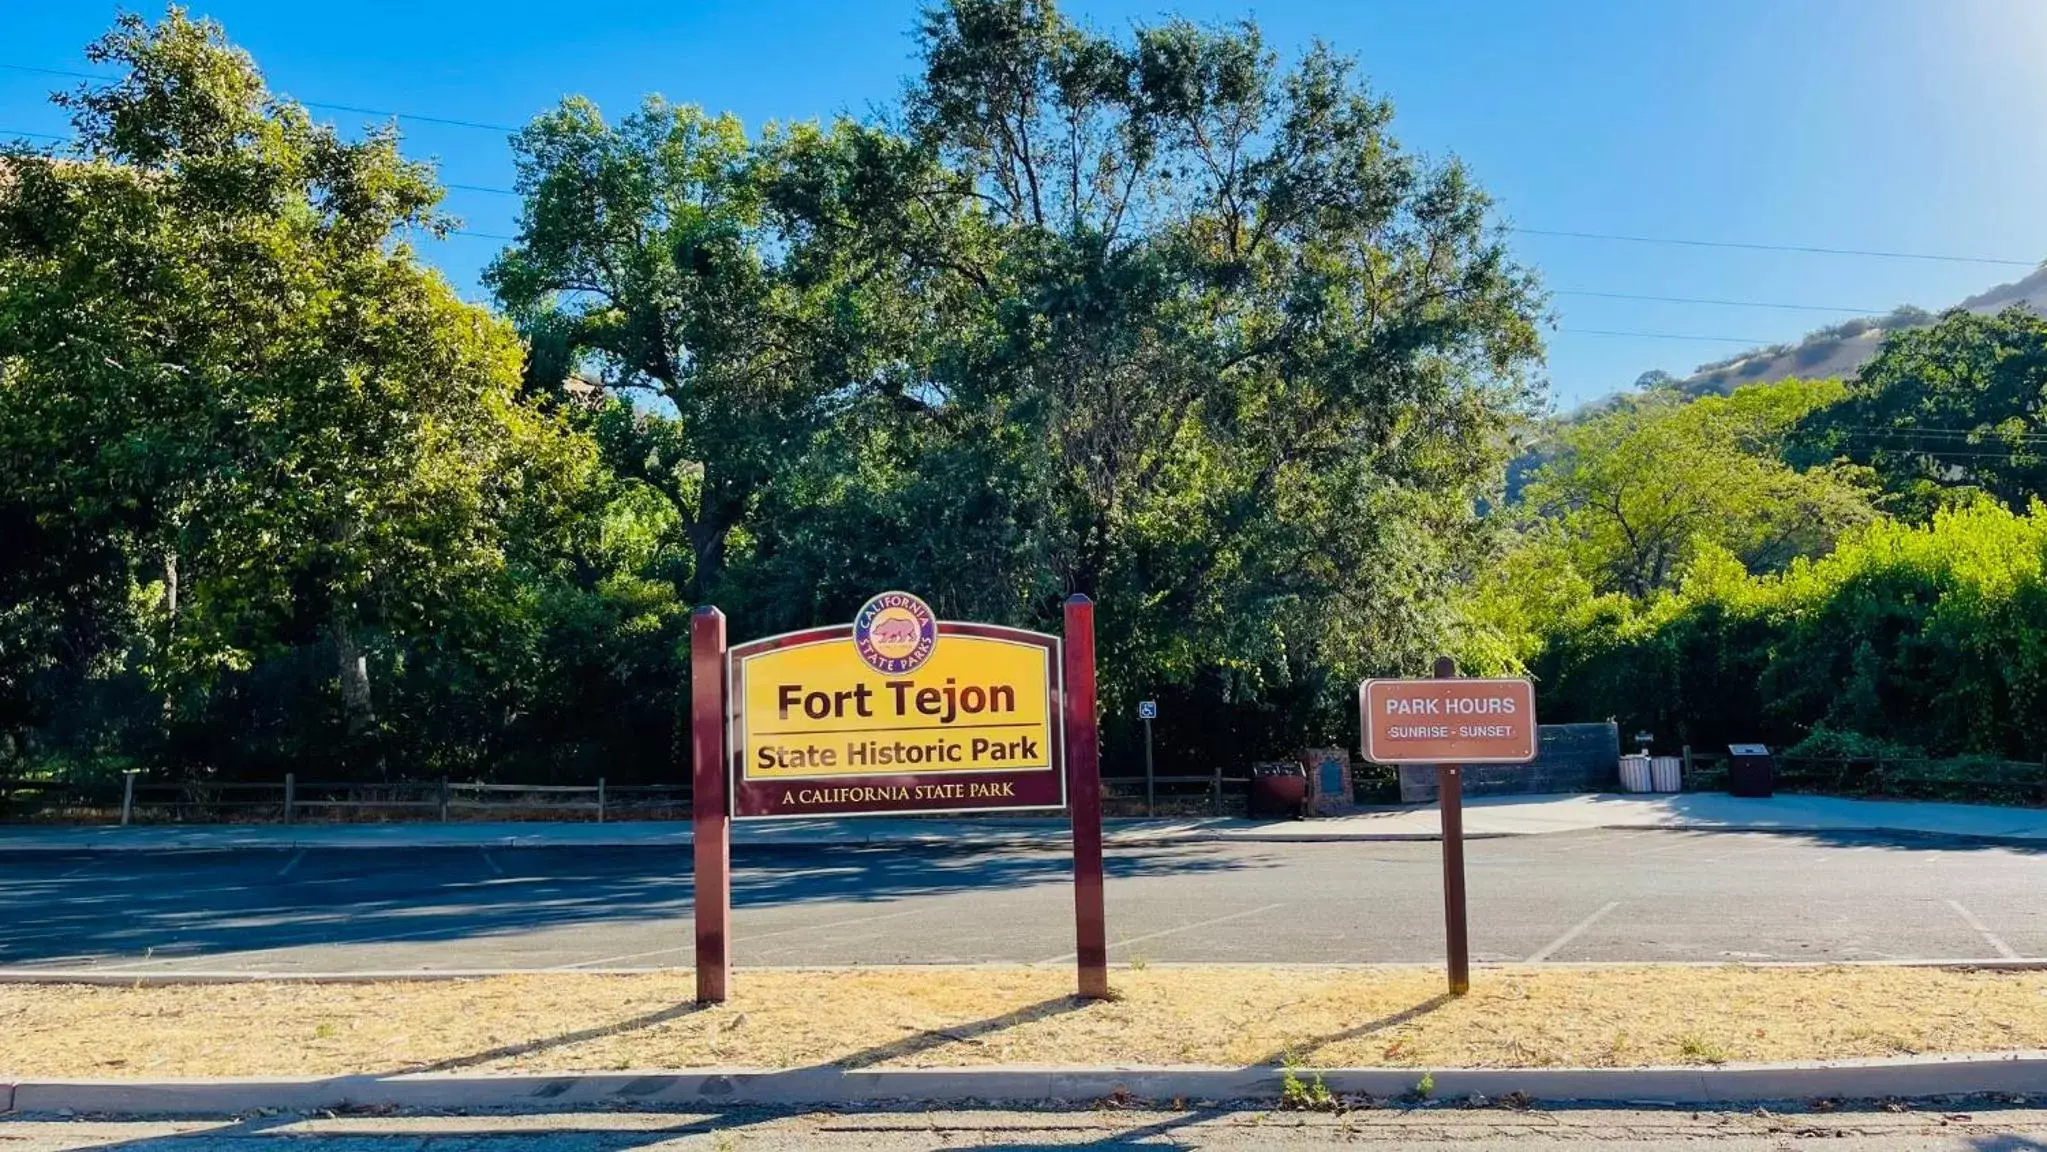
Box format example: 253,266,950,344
3,828,2044,973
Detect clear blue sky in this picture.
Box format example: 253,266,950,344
4,0,2045,406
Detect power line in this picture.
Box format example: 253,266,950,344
1826,427,2047,445
288,103,516,133
1851,452,2045,463
1559,327,1780,345
0,154,1995,337
11,58,2042,270
1554,290,1889,315
0,138,522,242
3,128,523,204
10,63,2045,269
0,62,520,134
0,63,101,81
1511,226,2037,268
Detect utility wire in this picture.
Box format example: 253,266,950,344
0,177,1923,333
1511,227,2037,268
1559,327,1780,345
0,62,520,133
1554,290,1889,315
8,62,2044,269
1825,427,2047,445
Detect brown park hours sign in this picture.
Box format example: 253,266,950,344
1359,677,1538,765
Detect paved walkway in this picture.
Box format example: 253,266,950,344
6,791,2047,852
12,1105,2047,1151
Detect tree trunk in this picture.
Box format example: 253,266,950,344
331,611,376,738
159,549,179,726
687,518,730,606
685,469,747,604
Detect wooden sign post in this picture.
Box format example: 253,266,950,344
1064,595,1109,1000
690,607,730,1005
1432,656,1470,995
1360,662,1537,996
690,591,1108,1004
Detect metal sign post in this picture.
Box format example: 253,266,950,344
1138,700,1157,816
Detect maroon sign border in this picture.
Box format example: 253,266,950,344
725,621,1067,820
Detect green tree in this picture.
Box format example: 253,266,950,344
1520,378,1876,598
0,9,604,771
485,103,931,607
824,0,1549,742
1797,306,2047,518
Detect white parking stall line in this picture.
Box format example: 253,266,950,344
1946,899,2020,960
1630,835,1717,859
1558,830,1658,855
554,907,929,970
1036,903,1287,966
1694,835,1793,864
1526,901,1622,963
88,921,482,973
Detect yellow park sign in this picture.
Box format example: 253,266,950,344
727,592,1065,818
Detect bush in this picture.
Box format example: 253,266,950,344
1527,501,2047,760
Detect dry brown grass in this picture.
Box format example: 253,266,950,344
6,965,2047,1078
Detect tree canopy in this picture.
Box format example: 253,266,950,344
1519,377,1875,599
1794,306,2047,519
12,3,2043,788
0,10,674,779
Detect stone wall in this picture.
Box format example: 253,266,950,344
1396,721,1621,803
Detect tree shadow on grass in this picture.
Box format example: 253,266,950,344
831,995,1089,1069
1254,992,1455,1066
396,1000,712,1075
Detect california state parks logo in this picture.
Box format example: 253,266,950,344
852,591,938,675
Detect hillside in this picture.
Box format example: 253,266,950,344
1672,265,2047,397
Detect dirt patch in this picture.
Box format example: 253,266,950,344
6,965,2047,1078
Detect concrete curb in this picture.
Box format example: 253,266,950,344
9,957,2047,985
7,1054,2047,1115
1585,823,2047,850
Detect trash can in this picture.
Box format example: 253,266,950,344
1249,761,1308,819
1727,743,1774,798
1650,756,1683,793
1618,754,1653,793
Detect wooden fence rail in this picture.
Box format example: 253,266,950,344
0,776,690,826
10,752,2047,824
